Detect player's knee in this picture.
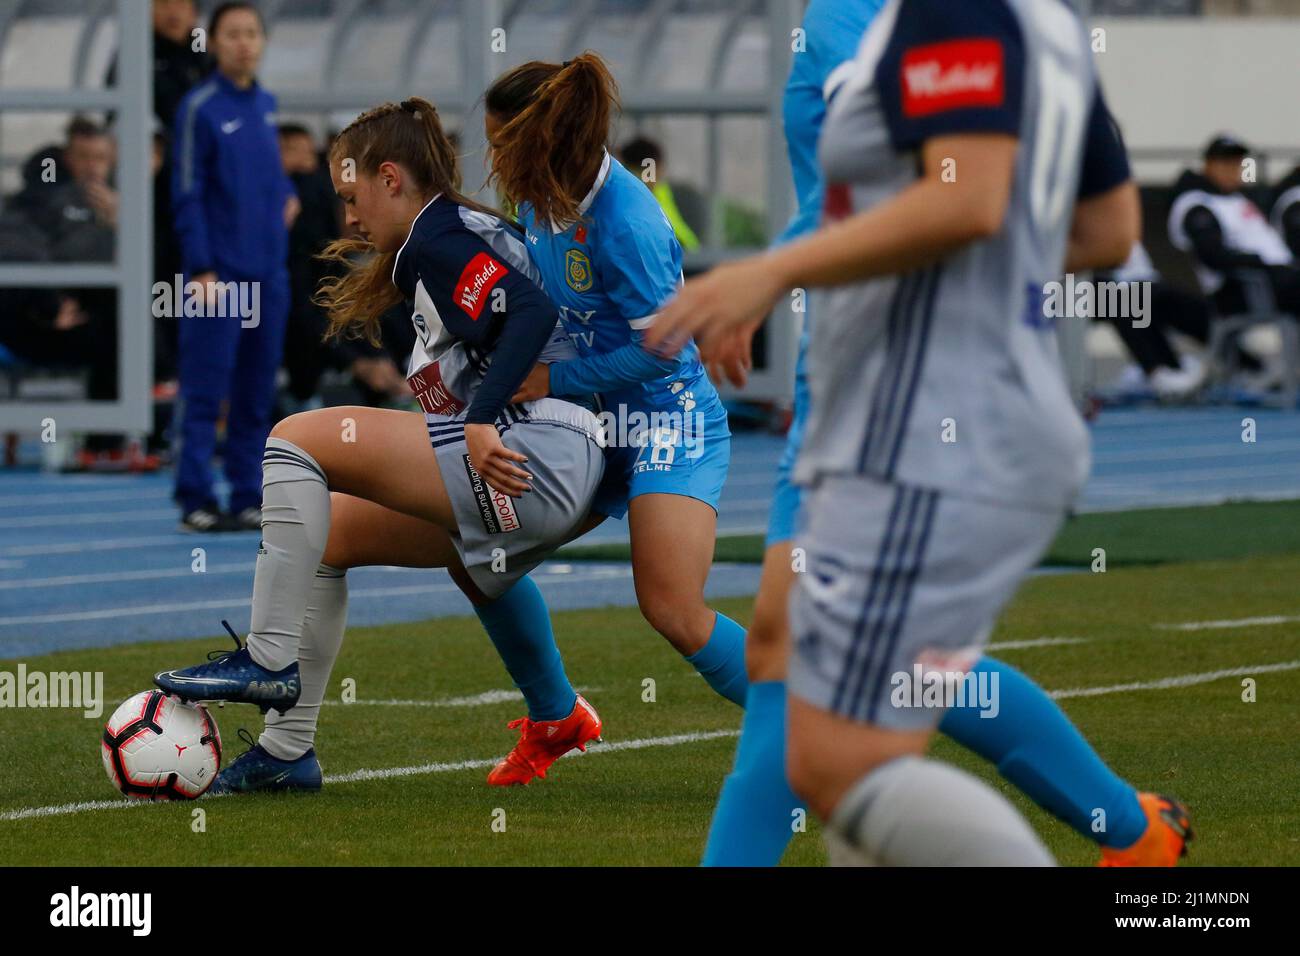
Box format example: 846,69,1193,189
636,590,704,654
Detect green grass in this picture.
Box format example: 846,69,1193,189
559,499,1300,569
2,552,1298,866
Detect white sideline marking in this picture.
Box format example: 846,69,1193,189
987,637,1089,651
1156,614,1300,632
1049,660,1300,700
321,687,603,709
7,660,1299,824
0,729,739,822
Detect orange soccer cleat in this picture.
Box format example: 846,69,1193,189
1099,792,1193,867
486,695,603,786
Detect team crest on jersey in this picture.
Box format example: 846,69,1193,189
565,248,593,293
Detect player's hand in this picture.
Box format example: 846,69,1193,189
350,356,408,398
647,257,785,358
464,422,532,498
704,321,758,388
284,195,302,229
191,272,220,311
510,363,550,404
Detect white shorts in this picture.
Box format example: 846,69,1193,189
433,421,604,599
788,475,1065,730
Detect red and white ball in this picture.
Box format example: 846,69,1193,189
101,690,222,800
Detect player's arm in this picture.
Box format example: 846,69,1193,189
649,0,1026,352
542,225,682,398
1065,85,1138,273
413,235,558,496
171,95,217,278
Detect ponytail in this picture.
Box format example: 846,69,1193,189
485,51,620,229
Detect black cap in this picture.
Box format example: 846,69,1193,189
1204,134,1251,160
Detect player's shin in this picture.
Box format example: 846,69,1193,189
475,575,577,722
938,655,1147,849
260,564,348,761
246,437,333,672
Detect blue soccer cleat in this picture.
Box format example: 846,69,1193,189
208,730,322,796
154,621,301,715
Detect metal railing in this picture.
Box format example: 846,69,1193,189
0,0,152,433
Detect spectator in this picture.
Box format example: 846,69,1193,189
171,1,296,532
619,136,703,252
279,123,417,410
107,0,210,130
12,117,117,262
1169,135,1300,319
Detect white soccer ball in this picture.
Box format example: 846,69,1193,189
101,690,222,800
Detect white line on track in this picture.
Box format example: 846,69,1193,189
0,509,178,529
0,729,740,822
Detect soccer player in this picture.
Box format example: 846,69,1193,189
652,0,1192,865
702,0,1191,869
466,55,749,757
154,98,606,791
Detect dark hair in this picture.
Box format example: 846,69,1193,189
209,1,264,38
484,51,619,229
315,97,501,344
66,116,107,141
278,123,313,140
619,136,662,179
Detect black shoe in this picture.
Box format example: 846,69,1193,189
180,504,229,533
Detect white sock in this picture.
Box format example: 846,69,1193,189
260,564,348,761
246,437,331,672
828,755,1055,866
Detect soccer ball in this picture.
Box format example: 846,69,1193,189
101,690,222,800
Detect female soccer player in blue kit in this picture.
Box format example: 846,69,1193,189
661,0,1191,866
463,54,751,778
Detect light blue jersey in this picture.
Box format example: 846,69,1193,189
768,0,884,545
521,150,731,518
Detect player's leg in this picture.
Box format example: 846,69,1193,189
702,537,804,865
155,406,458,710
627,492,747,706
786,478,1057,866
216,493,462,793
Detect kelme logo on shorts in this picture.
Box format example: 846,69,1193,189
455,252,508,320
462,455,521,534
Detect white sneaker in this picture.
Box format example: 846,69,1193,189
1151,356,1206,399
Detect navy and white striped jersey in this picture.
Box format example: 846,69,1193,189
797,0,1130,512
391,196,600,441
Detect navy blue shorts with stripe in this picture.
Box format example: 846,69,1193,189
788,474,1064,730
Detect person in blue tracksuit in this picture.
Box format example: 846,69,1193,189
171,1,297,531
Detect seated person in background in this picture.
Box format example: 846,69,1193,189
1169,135,1300,324
11,117,117,263
1099,242,1217,399
1271,163,1300,260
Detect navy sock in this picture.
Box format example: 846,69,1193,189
939,655,1147,848
474,576,576,722
684,612,749,706
702,681,802,866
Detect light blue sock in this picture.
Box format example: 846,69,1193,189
474,576,576,722
939,655,1147,848
684,612,749,706
702,680,802,866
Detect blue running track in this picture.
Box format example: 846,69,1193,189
3,407,1299,655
